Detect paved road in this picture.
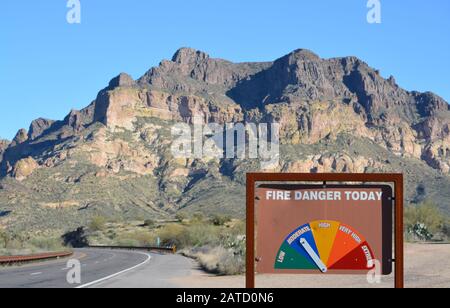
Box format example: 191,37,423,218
0,248,164,288
90,252,195,288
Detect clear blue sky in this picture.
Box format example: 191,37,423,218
1,0,449,140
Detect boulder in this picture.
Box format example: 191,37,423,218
12,157,39,181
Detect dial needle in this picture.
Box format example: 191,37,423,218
300,238,328,273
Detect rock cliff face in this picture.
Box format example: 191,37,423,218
0,140,10,164
1,48,449,232
89,47,450,173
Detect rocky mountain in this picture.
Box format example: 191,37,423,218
1,48,449,234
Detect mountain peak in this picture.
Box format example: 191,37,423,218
12,128,28,145
171,47,210,64
28,118,55,140
108,73,136,89
285,48,320,61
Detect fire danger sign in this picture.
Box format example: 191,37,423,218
255,185,393,275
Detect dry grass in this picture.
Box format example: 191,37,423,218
186,246,245,276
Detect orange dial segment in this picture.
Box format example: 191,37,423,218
326,223,366,268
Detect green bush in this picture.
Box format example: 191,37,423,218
157,223,185,247
157,222,221,248
405,201,448,241
5,239,24,251
191,213,205,223
114,231,155,247
89,216,107,231
210,214,232,226
185,223,221,247
0,230,10,249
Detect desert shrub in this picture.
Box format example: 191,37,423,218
193,246,245,276
5,238,25,251
184,223,221,247
115,231,155,247
217,249,245,276
157,223,186,247
194,246,223,273
106,230,117,240
210,214,232,226
405,201,448,241
30,237,64,252
191,213,205,223
407,223,433,241
89,216,107,231
178,219,247,276
155,219,247,275
0,230,10,248
0,232,27,251
157,222,221,248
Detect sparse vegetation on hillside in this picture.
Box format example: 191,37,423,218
89,216,107,231
0,230,65,256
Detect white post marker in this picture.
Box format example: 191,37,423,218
300,238,328,273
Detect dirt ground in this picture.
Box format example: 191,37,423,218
171,243,450,288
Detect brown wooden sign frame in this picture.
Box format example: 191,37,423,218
246,173,404,289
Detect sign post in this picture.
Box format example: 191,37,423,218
246,173,404,289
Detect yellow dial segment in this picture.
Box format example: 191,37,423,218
310,220,340,265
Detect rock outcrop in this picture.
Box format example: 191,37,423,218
29,118,55,140
11,128,28,146
0,139,10,164
12,157,39,181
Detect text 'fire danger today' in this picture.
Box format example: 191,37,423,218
265,190,383,202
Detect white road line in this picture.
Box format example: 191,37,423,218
30,272,43,276
76,252,152,289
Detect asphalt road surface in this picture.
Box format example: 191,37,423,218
0,248,188,288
